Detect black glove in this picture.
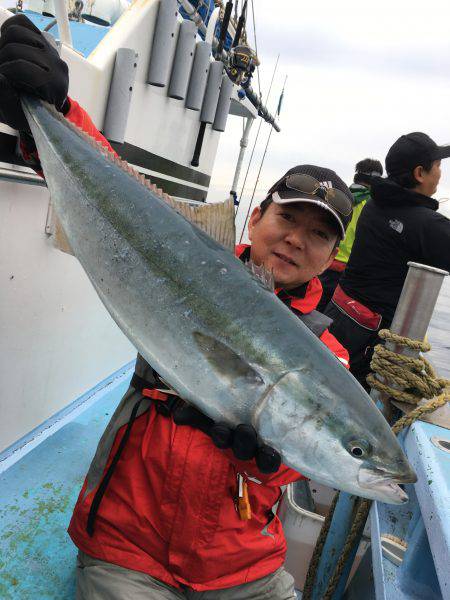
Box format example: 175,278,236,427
0,14,69,130
173,404,282,474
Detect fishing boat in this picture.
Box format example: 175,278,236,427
0,0,278,457
0,1,449,598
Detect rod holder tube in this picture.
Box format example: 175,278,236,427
147,0,178,87
185,41,211,111
103,48,139,144
168,19,197,100
212,74,234,132
200,60,223,124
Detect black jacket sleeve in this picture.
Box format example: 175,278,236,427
419,211,450,272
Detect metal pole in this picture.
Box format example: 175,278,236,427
309,262,448,599
53,0,72,47
371,262,449,419
231,117,253,200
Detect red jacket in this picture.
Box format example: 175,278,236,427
20,97,115,174
42,99,349,590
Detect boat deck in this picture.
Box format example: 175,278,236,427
0,279,449,599
24,10,111,58
0,368,133,598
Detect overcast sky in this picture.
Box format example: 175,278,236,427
208,0,450,238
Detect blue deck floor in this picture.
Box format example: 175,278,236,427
0,370,132,599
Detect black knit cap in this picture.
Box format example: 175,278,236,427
266,164,354,239
386,132,450,177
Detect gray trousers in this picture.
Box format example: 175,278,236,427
76,551,296,600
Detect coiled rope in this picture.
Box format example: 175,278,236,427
302,329,449,600
367,330,449,434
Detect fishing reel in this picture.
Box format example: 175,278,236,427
227,44,257,87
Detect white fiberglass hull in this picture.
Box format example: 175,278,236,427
0,180,135,452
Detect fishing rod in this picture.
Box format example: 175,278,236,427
244,86,280,132
235,54,279,214
239,75,287,243
249,0,261,99
232,0,247,47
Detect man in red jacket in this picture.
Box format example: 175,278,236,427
0,15,352,599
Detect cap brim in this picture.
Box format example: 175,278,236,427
436,145,450,160
272,191,346,239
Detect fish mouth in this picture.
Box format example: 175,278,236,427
358,465,417,504
273,252,298,266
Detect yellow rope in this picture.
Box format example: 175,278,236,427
367,329,449,428
302,492,340,600
391,391,449,434
303,328,450,600
367,330,447,405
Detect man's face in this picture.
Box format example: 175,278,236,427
414,160,442,196
248,202,339,290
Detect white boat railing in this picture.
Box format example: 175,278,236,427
0,165,46,186
53,0,73,47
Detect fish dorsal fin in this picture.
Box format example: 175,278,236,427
165,196,236,252
23,100,236,252
246,260,275,291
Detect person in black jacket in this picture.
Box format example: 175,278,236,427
325,132,450,388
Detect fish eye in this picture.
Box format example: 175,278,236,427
346,439,372,458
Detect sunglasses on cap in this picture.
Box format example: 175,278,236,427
284,173,353,218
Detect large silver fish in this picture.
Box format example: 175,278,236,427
22,96,416,503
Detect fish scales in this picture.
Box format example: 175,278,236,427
22,96,417,503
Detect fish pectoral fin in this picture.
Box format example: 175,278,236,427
245,260,275,291
165,196,235,252
193,331,264,386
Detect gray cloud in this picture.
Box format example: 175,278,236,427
257,28,449,80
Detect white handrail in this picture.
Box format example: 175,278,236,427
53,0,73,47
205,5,220,45
0,166,46,186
